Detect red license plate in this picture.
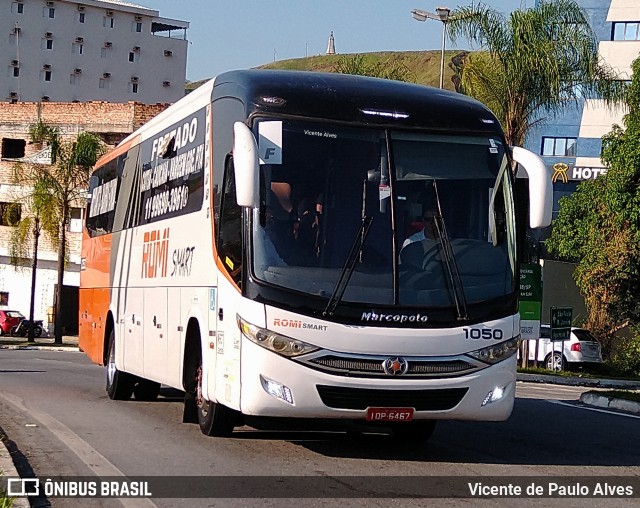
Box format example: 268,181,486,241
365,407,414,422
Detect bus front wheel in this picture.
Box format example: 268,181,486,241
106,331,135,400
196,366,237,437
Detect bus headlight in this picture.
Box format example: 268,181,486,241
238,316,319,357
466,337,520,365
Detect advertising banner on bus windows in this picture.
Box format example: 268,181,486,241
138,108,207,225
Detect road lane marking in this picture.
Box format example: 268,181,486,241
547,399,640,419
0,391,157,508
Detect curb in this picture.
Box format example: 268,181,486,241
0,437,29,508
0,345,80,352
517,373,640,390
579,392,640,414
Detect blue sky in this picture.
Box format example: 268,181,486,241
142,1,532,82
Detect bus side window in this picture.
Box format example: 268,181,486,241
217,156,243,284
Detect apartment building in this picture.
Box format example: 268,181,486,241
2,0,189,104
0,101,169,333
524,0,639,220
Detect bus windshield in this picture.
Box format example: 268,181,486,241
251,119,516,308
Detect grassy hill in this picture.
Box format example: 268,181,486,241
185,50,467,93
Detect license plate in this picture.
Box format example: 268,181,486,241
366,407,414,422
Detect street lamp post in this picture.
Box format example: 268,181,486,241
411,6,451,89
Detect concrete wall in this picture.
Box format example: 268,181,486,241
1,0,188,104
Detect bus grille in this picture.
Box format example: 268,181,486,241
304,355,478,378
316,385,468,411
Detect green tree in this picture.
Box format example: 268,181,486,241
546,57,640,356
4,176,57,342
11,122,105,344
333,54,416,82
447,0,626,149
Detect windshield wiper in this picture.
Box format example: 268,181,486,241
323,216,373,317
431,181,469,321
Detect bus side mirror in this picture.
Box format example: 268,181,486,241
232,122,259,208
511,146,552,228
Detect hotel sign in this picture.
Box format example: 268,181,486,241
551,163,607,182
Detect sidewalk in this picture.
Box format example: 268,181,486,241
0,334,79,351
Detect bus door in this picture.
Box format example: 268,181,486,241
212,156,243,408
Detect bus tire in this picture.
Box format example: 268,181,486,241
196,366,237,437
106,331,135,400
133,379,161,401
390,421,436,443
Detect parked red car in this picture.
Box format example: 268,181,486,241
0,310,25,335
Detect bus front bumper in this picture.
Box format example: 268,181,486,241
238,338,516,422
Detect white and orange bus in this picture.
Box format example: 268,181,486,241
80,70,551,440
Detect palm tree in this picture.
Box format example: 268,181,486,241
4,178,57,342
447,0,627,149
11,122,105,344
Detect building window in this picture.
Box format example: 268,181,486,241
68,207,84,232
43,38,54,50
128,51,140,63
99,78,110,89
542,137,577,157
612,22,640,41
44,7,55,18
1,138,26,158
11,2,24,14
13,67,19,78
70,73,80,85
101,47,112,58
0,202,21,226
103,16,114,28
43,70,52,82
128,82,139,94
72,42,84,54
133,21,142,32
78,12,85,23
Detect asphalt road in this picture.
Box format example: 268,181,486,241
1,349,639,508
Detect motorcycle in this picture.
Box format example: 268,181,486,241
10,318,44,338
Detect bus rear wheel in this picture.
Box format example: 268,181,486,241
390,421,437,442
196,366,237,437
106,331,135,400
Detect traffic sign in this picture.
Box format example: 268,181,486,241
550,306,572,341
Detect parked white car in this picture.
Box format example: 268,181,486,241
522,325,603,371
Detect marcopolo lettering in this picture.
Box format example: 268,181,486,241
361,312,428,323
